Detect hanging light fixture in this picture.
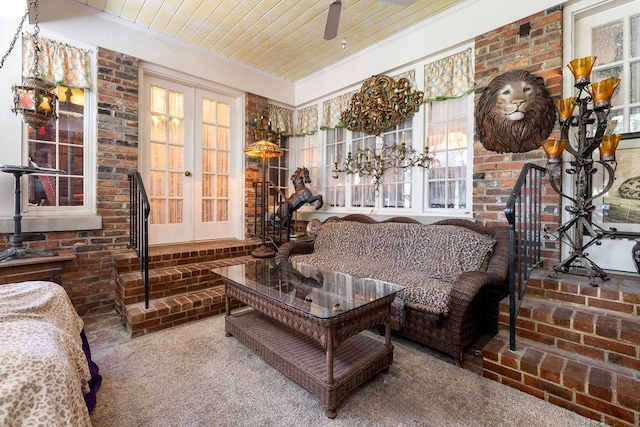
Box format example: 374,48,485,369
0,0,58,129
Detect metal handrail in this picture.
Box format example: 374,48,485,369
504,163,546,350
128,172,150,309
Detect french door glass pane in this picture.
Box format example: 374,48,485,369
169,200,182,223
203,200,214,222
217,200,229,222
150,199,166,224
592,20,623,65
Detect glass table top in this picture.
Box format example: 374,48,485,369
213,258,404,319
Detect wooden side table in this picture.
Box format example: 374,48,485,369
0,250,76,284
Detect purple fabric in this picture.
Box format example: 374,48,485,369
80,330,102,412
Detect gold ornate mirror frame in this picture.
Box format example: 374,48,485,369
340,74,424,136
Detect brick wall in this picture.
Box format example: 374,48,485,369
0,47,138,315
244,93,272,239
473,6,565,332
473,6,564,266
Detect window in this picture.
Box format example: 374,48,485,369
268,136,290,204
27,85,86,208
323,118,418,212
325,127,347,208
297,134,319,197
424,96,471,210
576,1,640,133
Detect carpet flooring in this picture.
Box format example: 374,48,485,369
89,314,604,427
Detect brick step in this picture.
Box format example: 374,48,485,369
113,239,262,273
117,254,258,337
483,331,640,427
116,255,256,305
523,268,640,317
121,286,243,337
496,296,640,369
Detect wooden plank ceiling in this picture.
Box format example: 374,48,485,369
69,0,466,82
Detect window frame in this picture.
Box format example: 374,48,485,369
17,51,100,232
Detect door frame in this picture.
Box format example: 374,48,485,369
139,64,246,244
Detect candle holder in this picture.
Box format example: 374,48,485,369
543,56,620,285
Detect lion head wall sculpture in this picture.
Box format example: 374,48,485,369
475,69,556,153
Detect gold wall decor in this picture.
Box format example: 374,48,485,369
340,75,424,136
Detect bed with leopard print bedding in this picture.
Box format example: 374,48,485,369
0,281,102,426
278,215,510,364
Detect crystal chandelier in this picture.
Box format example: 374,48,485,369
1,0,58,129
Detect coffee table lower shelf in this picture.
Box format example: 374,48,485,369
225,309,393,418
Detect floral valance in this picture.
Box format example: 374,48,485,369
268,104,293,136
295,105,318,136
423,48,474,102
320,91,355,130
22,33,92,90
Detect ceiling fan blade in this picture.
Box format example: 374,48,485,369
323,0,342,40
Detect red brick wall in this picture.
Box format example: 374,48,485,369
244,93,270,239
0,47,138,315
474,6,564,265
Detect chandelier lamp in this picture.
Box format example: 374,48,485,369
1,0,58,129
541,55,620,285
331,133,433,195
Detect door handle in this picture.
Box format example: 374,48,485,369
185,171,192,177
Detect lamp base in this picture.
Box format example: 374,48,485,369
0,246,59,262
251,244,276,258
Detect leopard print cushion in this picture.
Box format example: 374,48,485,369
0,281,92,426
294,221,496,315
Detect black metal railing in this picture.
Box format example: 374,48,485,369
128,172,150,309
251,181,290,250
504,163,546,350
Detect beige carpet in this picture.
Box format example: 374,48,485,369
90,314,603,427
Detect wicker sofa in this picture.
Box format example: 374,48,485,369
277,214,510,365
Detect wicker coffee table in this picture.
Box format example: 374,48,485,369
213,258,404,418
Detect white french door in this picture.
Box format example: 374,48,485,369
143,76,239,244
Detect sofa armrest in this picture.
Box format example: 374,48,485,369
485,225,510,284
449,271,490,306
276,240,315,259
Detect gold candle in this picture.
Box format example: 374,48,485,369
586,77,621,109
541,139,568,163
598,134,621,162
554,97,576,119
567,56,596,85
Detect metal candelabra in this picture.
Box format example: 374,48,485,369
542,56,621,285
331,134,432,195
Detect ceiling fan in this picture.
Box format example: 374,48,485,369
323,1,342,40
323,0,417,41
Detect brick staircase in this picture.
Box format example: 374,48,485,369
483,267,640,427
113,239,263,337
